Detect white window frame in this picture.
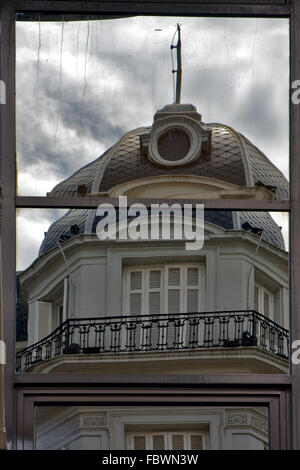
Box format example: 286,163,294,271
51,301,64,332
126,430,207,450
254,283,274,321
123,263,205,316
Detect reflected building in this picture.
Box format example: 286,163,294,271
16,103,289,450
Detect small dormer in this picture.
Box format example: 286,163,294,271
140,103,212,167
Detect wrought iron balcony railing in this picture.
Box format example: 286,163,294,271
16,310,289,372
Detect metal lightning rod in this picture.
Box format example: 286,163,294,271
171,24,182,104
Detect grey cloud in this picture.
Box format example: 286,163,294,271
17,209,68,271
16,16,289,192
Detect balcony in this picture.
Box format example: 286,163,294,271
16,310,289,373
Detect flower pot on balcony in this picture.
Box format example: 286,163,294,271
62,343,81,354
82,347,101,354
241,332,258,346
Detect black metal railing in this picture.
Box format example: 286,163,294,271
16,310,289,372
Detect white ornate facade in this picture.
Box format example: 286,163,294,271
35,406,269,450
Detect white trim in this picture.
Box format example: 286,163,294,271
254,282,274,321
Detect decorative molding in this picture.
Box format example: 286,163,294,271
225,410,268,436
36,411,107,450
82,416,106,428
251,415,268,433
227,413,248,426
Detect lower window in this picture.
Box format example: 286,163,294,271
127,431,206,450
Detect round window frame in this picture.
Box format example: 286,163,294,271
148,119,203,167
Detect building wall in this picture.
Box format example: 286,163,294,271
23,232,288,338
16,226,289,375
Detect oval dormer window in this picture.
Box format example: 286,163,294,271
157,127,191,162
142,107,212,168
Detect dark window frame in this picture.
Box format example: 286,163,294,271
0,0,299,450
16,385,289,450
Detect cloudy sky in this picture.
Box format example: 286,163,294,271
16,15,290,270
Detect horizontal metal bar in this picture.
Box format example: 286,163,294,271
14,1,290,17
15,196,291,211
20,310,288,332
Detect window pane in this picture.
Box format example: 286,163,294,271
172,434,184,450
254,285,259,311
187,289,198,312
134,436,146,450
130,271,142,291
191,434,203,450
130,293,141,315
187,267,199,286
16,15,289,199
152,435,165,450
168,268,180,287
264,290,271,317
58,305,63,325
16,209,289,375
149,270,161,289
149,292,161,314
168,290,180,313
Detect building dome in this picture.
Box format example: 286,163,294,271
40,104,287,255
48,104,289,201
39,208,285,256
